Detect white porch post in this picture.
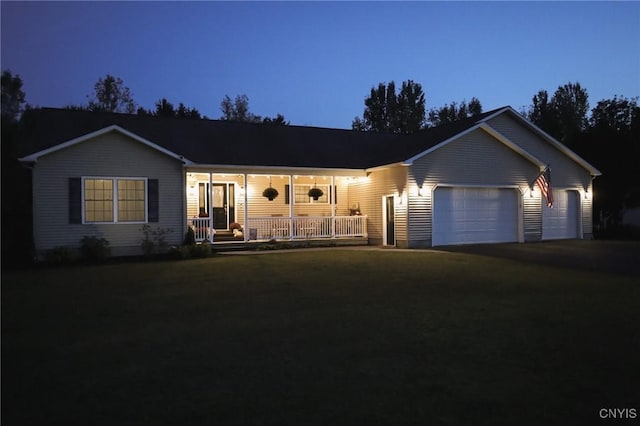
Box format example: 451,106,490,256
182,168,187,242
243,173,249,242
289,175,294,240
208,172,213,243
331,175,336,238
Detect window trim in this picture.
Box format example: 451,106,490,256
82,176,148,224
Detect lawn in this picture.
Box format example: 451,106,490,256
2,247,639,425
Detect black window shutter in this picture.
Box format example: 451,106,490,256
148,179,159,222
285,184,290,204
69,178,82,224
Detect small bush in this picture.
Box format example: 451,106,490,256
80,236,111,263
190,242,212,258
183,226,196,246
169,245,192,260
140,225,173,256
45,246,75,265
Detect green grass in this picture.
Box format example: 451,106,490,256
2,249,639,425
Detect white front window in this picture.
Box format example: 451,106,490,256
83,177,147,223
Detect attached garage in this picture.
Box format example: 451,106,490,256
543,190,579,240
432,187,519,246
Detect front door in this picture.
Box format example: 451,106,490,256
212,183,236,230
384,196,395,246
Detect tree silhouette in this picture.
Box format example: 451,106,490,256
427,97,483,127
87,74,136,113
352,80,425,134
1,70,26,122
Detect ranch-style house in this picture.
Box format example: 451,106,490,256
18,106,601,257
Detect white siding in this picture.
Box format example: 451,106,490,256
32,132,184,255
245,175,350,218
348,166,408,246
523,189,542,242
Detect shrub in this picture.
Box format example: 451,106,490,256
80,236,111,263
183,226,196,246
169,245,192,260
140,225,173,256
190,242,212,258
45,246,75,265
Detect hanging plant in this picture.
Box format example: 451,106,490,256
308,187,324,201
262,178,279,201
262,187,279,201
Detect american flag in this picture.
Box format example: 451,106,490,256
536,167,554,208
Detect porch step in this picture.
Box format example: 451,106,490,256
213,231,244,242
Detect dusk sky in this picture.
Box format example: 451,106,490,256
2,1,639,129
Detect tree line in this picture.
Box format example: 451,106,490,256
60,74,289,125
351,79,484,133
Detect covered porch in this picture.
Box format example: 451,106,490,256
185,168,368,243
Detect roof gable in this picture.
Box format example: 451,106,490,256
403,119,546,170
479,107,601,176
18,124,189,163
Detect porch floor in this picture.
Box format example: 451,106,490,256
209,237,369,252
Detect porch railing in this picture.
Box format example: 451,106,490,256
188,215,367,242
188,218,213,242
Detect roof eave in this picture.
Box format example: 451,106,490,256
365,162,411,172
185,163,368,177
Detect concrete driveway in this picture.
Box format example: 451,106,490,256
434,240,640,276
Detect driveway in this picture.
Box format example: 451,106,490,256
434,239,640,276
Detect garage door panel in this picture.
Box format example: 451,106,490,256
433,187,519,246
543,190,578,240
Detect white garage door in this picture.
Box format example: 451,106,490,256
543,190,579,240
433,187,519,246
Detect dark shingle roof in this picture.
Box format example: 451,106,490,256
18,107,506,169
